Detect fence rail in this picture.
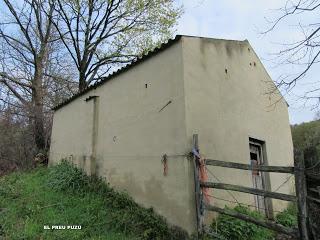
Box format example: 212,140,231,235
205,159,294,173
200,182,297,202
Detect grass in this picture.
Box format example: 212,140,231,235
275,203,298,228
0,160,187,240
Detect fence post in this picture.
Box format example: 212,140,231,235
192,134,203,236
294,149,309,240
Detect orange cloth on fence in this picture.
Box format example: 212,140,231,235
199,156,210,204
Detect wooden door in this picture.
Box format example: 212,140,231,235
250,143,266,214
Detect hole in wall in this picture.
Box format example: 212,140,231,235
250,62,252,66
145,83,148,88
254,62,256,67
225,68,228,74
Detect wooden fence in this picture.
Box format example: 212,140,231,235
192,134,319,240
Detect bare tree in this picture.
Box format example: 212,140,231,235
0,106,34,172
264,0,320,105
49,0,182,91
0,0,181,166
0,0,58,153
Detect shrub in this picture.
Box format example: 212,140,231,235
46,160,111,194
210,205,274,240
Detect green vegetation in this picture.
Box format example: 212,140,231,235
291,120,320,150
291,120,320,167
209,205,274,240
208,204,298,240
275,203,297,228
0,160,187,240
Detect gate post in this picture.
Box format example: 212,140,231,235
294,149,309,240
192,134,204,237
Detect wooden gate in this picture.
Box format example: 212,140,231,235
191,134,317,239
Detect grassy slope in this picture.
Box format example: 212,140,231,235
0,162,186,240
0,168,133,240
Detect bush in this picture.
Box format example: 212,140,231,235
47,159,110,194
210,205,274,240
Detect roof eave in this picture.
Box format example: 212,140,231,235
52,35,182,111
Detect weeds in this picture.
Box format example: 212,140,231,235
275,203,298,227
208,203,298,240
210,205,274,240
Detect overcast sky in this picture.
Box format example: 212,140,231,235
177,0,319,124
0,1,317,124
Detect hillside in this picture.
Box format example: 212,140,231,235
0,161,187,240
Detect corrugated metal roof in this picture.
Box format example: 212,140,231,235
52,35,182,111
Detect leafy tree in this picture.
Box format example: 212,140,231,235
291,120,320,166
49,0,182,91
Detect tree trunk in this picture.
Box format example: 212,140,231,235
33,99,45,152
79,68,87,92
32,58,46,153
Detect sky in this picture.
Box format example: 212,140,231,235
177,0,319,124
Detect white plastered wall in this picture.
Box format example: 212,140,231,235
181,36,294,217
49,41,197,234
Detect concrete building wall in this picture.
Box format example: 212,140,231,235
49,41,197,234
182,36,294,216
50,95,94,171
50,35,295,234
